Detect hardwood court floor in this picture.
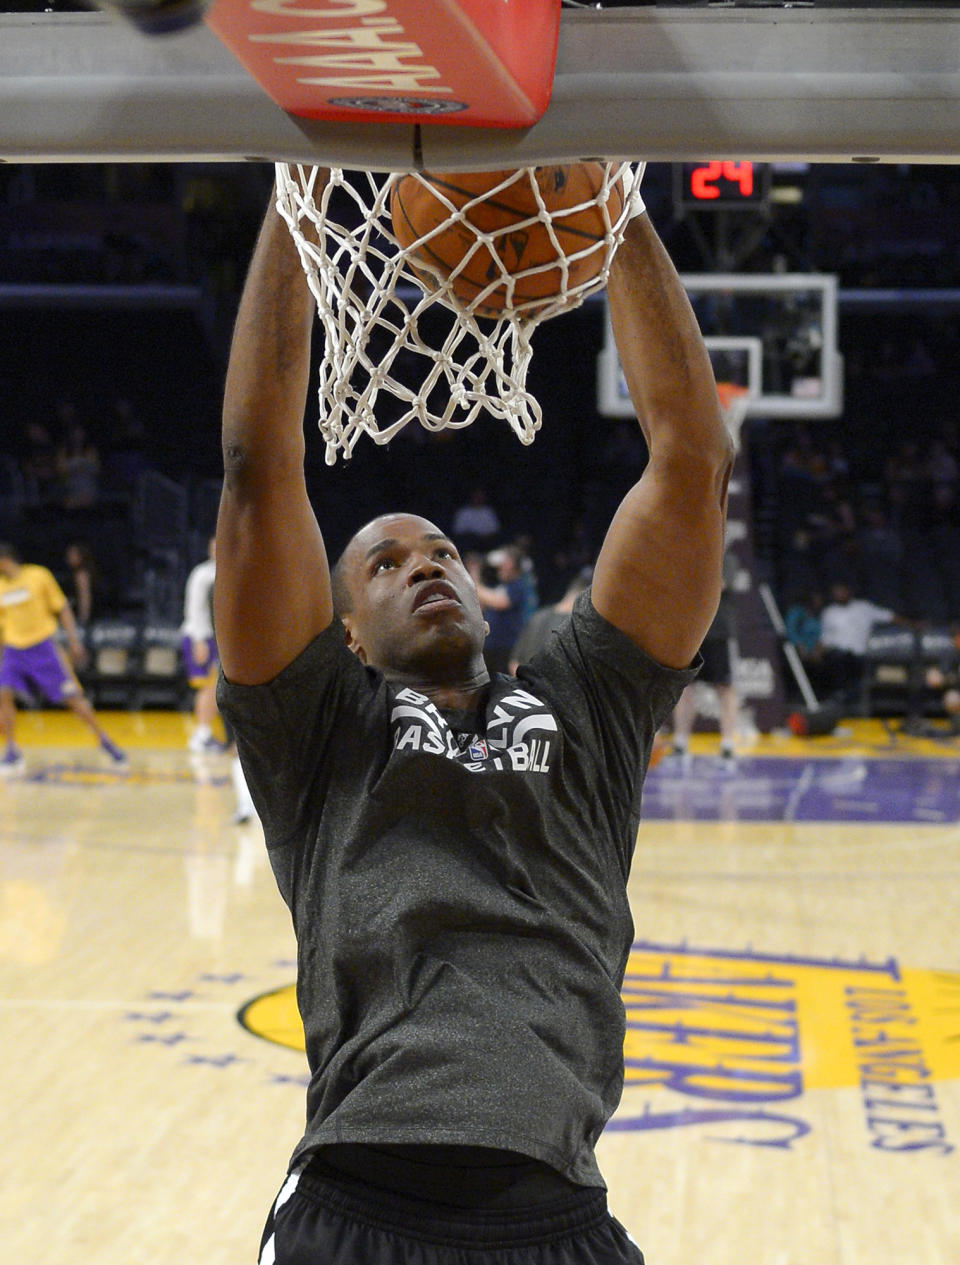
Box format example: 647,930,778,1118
2,711,958,1265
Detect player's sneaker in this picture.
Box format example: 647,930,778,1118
719,744,737,772
100,736,129,767
188,730,227,754
0,746,26,775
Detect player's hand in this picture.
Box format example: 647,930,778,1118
192,639,210,666
69,640,88,668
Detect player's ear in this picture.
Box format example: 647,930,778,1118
482,619,490,640
342,617,368,664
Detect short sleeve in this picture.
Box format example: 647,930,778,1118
517,589,698,872
217,618,388,852
42,568,67,615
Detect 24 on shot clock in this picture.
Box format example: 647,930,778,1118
673,162,771,211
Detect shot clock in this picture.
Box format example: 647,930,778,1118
674,162,771,211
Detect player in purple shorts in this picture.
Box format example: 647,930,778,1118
0,543,127,773
180,537,256,822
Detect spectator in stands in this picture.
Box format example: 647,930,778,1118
512,531,540,624
0,541,126,772
508,568,593,675
818,581,902,703
63,541,100,627
820,582,896,654
785,589,824,661
469,544,532,675
670,547,740,767
784,589,840,701
451,486,502,554
56,421,101,510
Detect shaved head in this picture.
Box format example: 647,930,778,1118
332,513,488,684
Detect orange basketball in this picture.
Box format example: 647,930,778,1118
390,164,624,318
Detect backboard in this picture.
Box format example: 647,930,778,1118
3,5,960,165
598,274,843,421
205,0,561,130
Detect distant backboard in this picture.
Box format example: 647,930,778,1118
598,273,843,421
597,335,762,421
703,337,764,400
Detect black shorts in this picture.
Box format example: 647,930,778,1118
259,1156,645,1265
698,636,733,687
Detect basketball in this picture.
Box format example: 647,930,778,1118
390,164,624,318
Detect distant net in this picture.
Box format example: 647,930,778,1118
275,162,645,464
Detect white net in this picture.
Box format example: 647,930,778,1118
275,162,645,464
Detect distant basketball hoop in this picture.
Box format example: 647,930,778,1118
716,381,751,453
598,277,842,423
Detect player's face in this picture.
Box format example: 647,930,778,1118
342,514,487,676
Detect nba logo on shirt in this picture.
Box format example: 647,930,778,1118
468,739,488,761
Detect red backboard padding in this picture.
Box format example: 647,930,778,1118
205,0,561,129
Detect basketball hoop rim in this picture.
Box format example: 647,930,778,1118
716,380,751,412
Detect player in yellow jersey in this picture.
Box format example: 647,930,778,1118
0,542,127,773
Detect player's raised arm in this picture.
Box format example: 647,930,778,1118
214,175,334,685
591,205,736,670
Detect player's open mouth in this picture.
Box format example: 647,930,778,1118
413,582,460,612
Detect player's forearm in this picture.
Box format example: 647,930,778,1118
215,174,334,685
607,213,733,478
221,178,328,493
58,606,82,649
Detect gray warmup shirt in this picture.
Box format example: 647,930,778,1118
218,591,694,1188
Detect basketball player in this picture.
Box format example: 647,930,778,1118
0,542,127,772
182,535,223,753
181,534,256,823
215,170,733,1265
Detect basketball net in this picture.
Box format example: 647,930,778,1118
716,381,751,454
275,162,645,464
